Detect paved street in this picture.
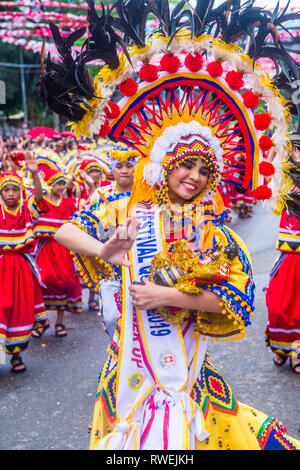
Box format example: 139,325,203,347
0,202,299,450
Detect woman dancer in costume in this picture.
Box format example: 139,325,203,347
32,166,83,338
56,128,300,450
265,135,300,373
0,153,48,372
39,0,300,450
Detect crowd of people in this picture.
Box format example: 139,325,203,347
0,131,138,371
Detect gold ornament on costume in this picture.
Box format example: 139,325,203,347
149,239,239,325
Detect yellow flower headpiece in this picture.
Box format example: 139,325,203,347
109,146,140,170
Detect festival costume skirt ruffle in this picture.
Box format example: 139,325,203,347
229,187,256,209
36,238,82,313
265,252,300,359
89,323,300,451
0,252,48,354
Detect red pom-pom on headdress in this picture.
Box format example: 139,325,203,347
242,90,259,109
104,101,120,119
253,184,272,200
254,113,271,131
10,151,25,168
259,135,273,152
139,64,159,82
184,53,203,72
259,161,275,177
160,53,181,73
98,120,110,137
225,71,244,90
206,61,223,78
119,78,138,97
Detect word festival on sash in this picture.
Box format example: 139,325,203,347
135,205,171,337
106,453,194,466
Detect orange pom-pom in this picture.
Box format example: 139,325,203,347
253,185,272,200
259,161,275,177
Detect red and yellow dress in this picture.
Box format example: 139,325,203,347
265,210,300,359
34,197,83,313
70,199,300,451
0,198,49,354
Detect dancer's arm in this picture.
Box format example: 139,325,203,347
129,278,222,313
55,217,140,267
25,151,43,204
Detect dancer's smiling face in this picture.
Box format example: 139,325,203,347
166,158,210,206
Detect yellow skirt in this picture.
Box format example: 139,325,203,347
89,348,300,451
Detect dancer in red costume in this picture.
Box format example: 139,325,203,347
265,136,300,373
33,167,82,338
0,153,48,372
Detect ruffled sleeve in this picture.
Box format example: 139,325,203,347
68,203,120,289
196,225,255,341
27,195,48,221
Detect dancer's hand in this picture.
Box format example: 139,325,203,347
99,217,140,267
129,278,165,310
24,151,38,174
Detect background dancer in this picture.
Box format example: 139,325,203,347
33,166,83,338
265,135,300,373
0,153,48,372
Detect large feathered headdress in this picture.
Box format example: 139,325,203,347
38,0,300,214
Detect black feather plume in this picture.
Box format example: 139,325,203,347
38,24,97,122
38,0,300,129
